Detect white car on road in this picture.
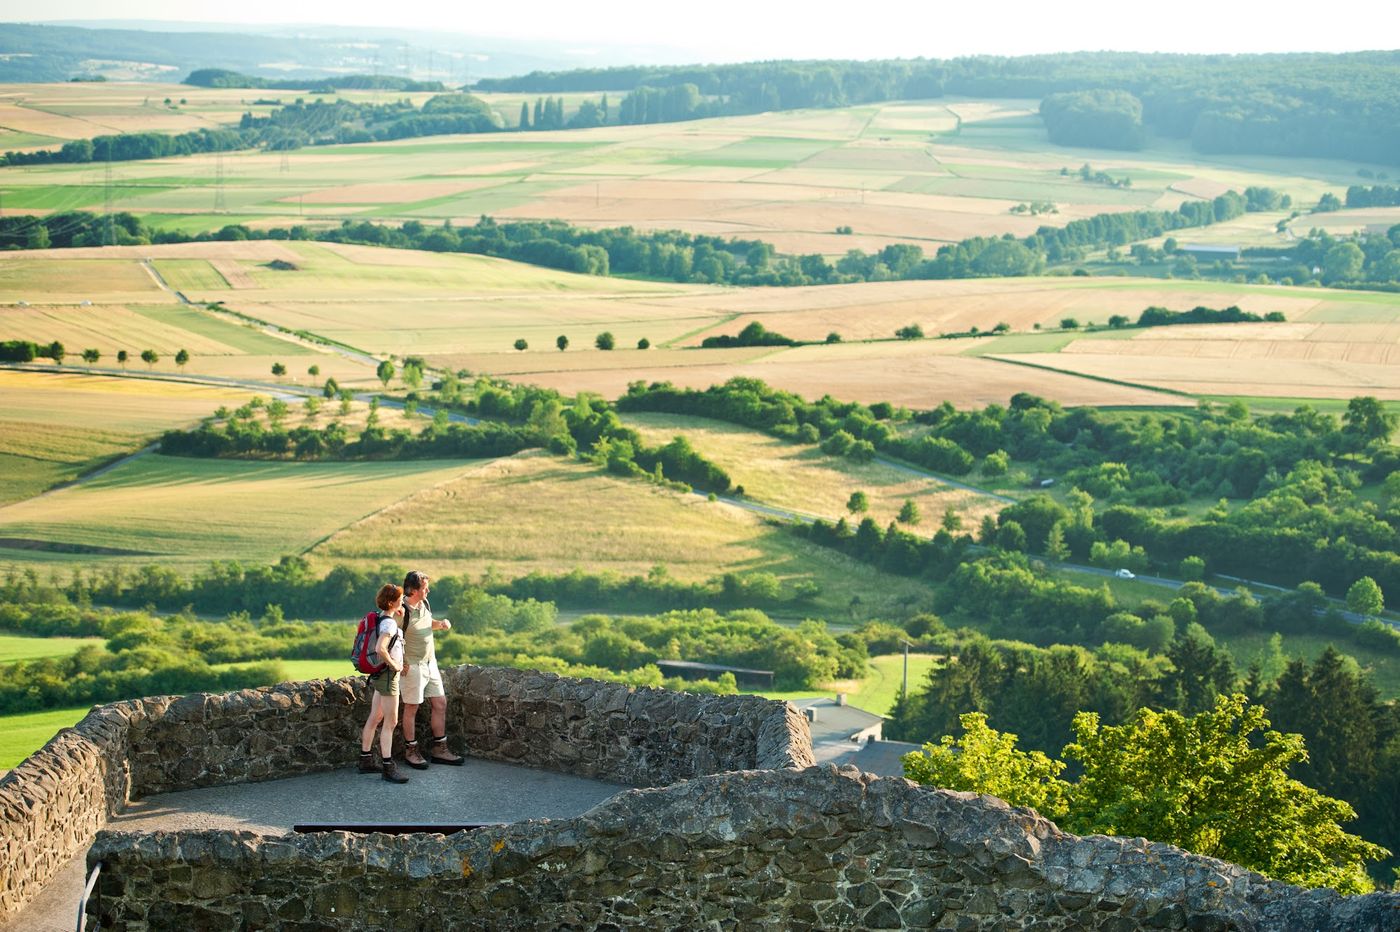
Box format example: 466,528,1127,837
1114,568,1136,579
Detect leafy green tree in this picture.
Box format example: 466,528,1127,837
1322,242,1365,283
513,338,529,351
174,349,189,371
995,520,1027,552
402,363,423,390
1060,318,1080,329
322,377,339,399
518,101,530,129
1179,556,1206,581
271,361,287,378
897,499,921,525
139,349,158,369
81,348,100,366
981,450,1010,476
46,341,65,365
595,331,615,350
941,507,963,533
826,332,842,343
846,490,869,514
556,334,569,351
308,364,320,377
376,359,395,387
637,337,650,349
1045,521,1069,561
116,350,128,369
1064,694,1387,894
895,323,924,340
903,712,1070,819
1346,577,1384,617
1342,396,1397,447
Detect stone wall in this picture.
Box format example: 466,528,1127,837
0,699,142,919
86,766,1400,931
0,665,812,920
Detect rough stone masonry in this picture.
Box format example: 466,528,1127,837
87,765,1400,930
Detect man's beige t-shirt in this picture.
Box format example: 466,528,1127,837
403,599,435,664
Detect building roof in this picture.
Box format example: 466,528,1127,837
787,697,886,751
1180,244,1240,254
847,740,923,778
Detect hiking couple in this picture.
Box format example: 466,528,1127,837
358,570,464,783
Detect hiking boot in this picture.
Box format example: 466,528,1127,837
357,751,379,775
382,760,409,784
404,740,429,770
430,736,465,766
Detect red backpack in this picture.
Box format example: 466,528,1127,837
351,611,398,675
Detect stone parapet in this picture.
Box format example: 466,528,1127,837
0,666,811,920
86,766,1400,931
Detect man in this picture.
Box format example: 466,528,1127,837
399,570,464,768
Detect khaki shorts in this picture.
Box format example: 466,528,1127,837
401,657,444,705
369,669,399,698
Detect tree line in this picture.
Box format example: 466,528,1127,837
0,93,499,166
183,68,445,92
158,378,736,495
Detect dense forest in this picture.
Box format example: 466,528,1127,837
475,52,1400,164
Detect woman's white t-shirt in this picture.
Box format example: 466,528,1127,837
375,614,404,668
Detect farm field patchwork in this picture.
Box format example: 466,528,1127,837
1,88,1385,255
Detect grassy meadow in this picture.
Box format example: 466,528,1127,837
0,369,258,506
0,453,486,567
621,411,1002,530
310,450,935,620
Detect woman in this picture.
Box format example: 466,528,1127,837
358,583,409,783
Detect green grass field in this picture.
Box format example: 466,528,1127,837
0,633,104,664
0,706,90,770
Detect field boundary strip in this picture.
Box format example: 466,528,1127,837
980,354,1194,398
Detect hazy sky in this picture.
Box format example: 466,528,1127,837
25,0,1400,61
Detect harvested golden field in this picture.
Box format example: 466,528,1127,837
1062,335,1400,365
519,343,1186,408
0,257,169,304
0,369,255,507
997,352,1400,399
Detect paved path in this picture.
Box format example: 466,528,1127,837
2,759,625,932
